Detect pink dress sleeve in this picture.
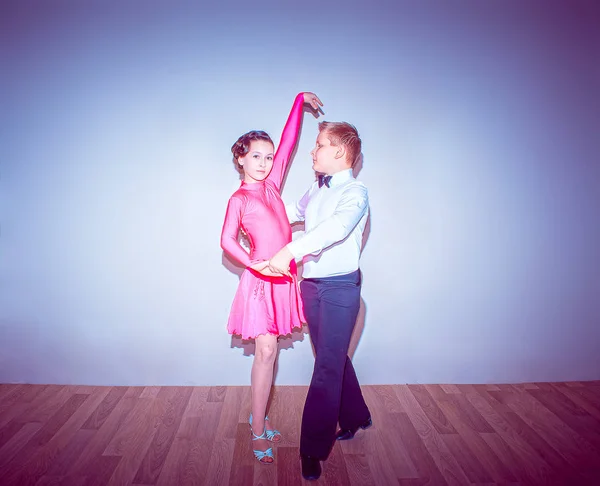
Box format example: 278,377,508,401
267,93,305,191
220,196,252,267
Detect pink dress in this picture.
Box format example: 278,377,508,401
220,94,306,339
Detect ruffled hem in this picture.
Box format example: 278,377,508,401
228,324,304,341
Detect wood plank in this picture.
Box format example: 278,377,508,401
550,383,600,421
440,433,493,483
489,388,600,482
82,387,127,431
0,385,51,428
30,394,90,447
446,393,495,433
529,388,590,416
512,383,539,390
0,420,26,451
397,386,469,485
215,387,245,441
466,388,565,485
565,382,585,388
1,387,110,486
424,385,450,402
563,385,600,413
479,432,530,485
275,446,302,486
132,386,193,484
359,392,417,480
343,453,375,486
104,394,167,485
269,386,303,448
319,442,351,486
139,386,162,399
236,386,252,424
229,422,255,483
0,385,22,404
439,384,461,395
181,386,209,419
363,425,409,485
368,385,405,413
16,386,73,424
181,401,223,485
35,475,88,485
202,438,234,486
392,411,449,485
253,456,277,486
0,393,90,481
0,422,43,469
207,386,227,403
46,428,96,476
0,385,27,413
83,455,121,486
527,388,600,452
69,387,143,477
436,397,516,484
407,385,457,435
155,416,198,486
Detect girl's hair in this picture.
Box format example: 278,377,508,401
231,130,274,160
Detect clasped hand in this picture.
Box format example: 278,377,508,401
249,260,289,278
250,246,294,278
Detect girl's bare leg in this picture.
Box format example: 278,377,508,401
250,333,278,462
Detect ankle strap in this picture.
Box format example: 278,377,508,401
251,428,267,440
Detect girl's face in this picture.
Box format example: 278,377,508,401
238,140,275,183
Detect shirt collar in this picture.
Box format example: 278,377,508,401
326,168,353,188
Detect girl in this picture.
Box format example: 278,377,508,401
220,92,322,464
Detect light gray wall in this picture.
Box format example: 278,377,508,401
1,0,599,385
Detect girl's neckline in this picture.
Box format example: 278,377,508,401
241,180,266,190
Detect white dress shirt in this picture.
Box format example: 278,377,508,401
286,169,369,278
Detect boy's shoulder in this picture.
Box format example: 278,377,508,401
345,177,368,194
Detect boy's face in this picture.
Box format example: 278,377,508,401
239,140,274,183
310,131,342,175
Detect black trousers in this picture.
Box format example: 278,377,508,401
299,270,370,459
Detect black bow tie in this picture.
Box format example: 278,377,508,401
318,174,332,188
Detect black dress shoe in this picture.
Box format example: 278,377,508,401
300,454,322,481
335,416,373,441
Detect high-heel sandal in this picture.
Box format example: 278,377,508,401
250,428,274,464
249,413,282,442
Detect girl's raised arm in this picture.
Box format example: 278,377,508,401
268,92,322,191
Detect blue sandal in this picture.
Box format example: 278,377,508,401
249,414,282,442
250,428,274,464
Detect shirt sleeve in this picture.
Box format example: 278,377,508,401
220,196,253,267
285,187,312,224
268,93,305,191
287,184,368,259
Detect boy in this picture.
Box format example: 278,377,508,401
269,121,372,480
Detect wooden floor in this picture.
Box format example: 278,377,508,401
0,383,599,485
